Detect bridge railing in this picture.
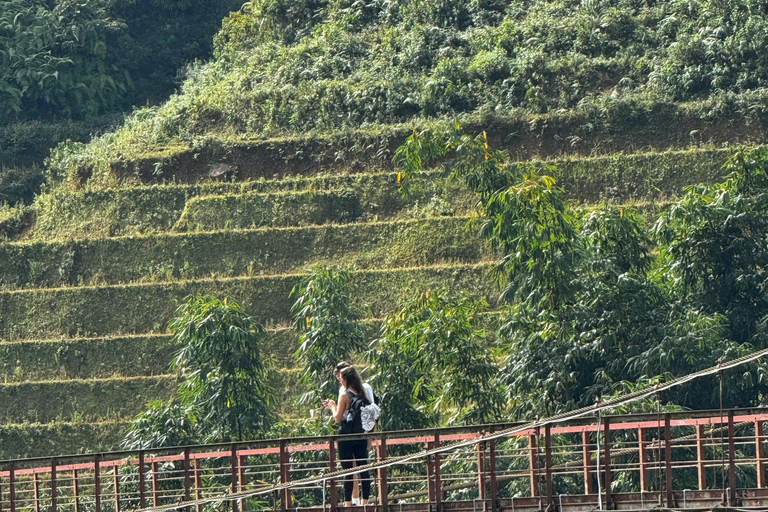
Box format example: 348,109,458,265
2,408,768,512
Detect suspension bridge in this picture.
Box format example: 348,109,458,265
4,350,768,512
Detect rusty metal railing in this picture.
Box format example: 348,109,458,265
2,408,768,512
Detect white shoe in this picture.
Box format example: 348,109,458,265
352,498,362,506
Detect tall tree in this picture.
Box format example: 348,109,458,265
169,295,277,442
291,266,367,402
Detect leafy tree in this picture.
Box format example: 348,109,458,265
169,295,277,442
368,290,504,428
0,0,129,120
654,146,768,344
291,266,367,402
122,400,199,450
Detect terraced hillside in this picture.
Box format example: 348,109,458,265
0,131,757,460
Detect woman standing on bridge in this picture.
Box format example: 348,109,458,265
323,366,372,506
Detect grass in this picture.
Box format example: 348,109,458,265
0,262,496,341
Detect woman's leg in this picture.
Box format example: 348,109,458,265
338,441,355,506
352,440,372,502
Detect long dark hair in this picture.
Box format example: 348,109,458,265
340,366,364,396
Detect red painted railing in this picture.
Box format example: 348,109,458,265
2,408,768,512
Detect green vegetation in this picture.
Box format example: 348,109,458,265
291,267,366,400
3,0,768,462
0,263,493,340
47,0,768,186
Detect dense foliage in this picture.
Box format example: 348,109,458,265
51,0,768,166
124,295,277,448
397,129,768,417
0,0,238,123
368,291,504,429
291,266,367,401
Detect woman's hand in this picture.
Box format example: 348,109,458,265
323,399,336,410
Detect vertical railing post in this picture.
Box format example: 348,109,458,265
238,455,246,512
33,473,40,512
93,455,101,512
229,445,238,512
184,448,192,512
8,462,15,512
72,470,80,512
478,440,487,504
329,439,338,512
489,439,498,512
544,425,553,504
113,464,120,512
138,451,146,509
193,459,203,512
582,431,594,495
279,440,291,511
728,410,737,505
528,430,538,497
432,433,442,511
638,428,649,492
1,470,4,512
697,424,707,490
50,458,57,512
756,419,766,488
377,436,388,512
426,441,435,506
151,462,159,508
664,414,674,507
603,417,612,509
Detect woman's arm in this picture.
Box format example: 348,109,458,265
327,392,350,423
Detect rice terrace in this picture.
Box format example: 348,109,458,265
2,0,768,511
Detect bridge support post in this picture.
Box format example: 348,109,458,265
73,470,80,512
728,410,736,506
151,462,160,507
33,472,40,512
184,447,192,512
664,414,674,508
138,451,146,509
544,425,553,507
51,458,57,512
582,431,594,495
328,440,338,512
489,439,498,512
696,425,706,490
427,433,442,512
279,440,291,512
93,455,101,512
230,445,239,512
194,459,203,512
478,440,487,508
8,462,15,512
638,428,649,492
756,419,766,488
602,417,612,510
239,455,246,512
528,430,538,497
377,436,389,512
113,464,120,512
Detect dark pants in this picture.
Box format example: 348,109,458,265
338,439,371,501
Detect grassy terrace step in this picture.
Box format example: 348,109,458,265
0,375,176,424
0,263,493,341
24,147,732,241
0,328,318,382
0,217,486,290
0,420,129,460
